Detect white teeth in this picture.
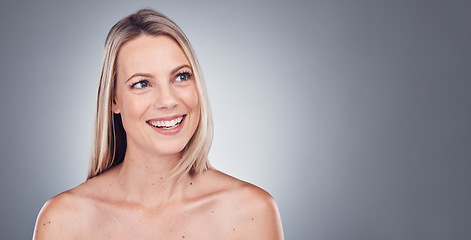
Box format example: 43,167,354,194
148,116,183,129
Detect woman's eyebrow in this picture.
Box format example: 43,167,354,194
125,64,191,83
171,64,191,74
125,73,155,83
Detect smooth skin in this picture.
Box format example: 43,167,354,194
33,35,284,239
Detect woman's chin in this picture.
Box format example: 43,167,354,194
151,142,187,157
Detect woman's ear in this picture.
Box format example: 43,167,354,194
112,99,120,114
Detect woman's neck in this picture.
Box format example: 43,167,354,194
114,147,190,208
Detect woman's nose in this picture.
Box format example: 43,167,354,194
153,85,178,110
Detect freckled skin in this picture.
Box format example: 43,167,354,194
33,170,283,239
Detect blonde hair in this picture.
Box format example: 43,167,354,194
88,9,213,180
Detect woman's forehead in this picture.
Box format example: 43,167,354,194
117,35,190,77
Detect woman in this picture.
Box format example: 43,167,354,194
34,9,283,239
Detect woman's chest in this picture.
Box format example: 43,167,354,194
84,201,237,240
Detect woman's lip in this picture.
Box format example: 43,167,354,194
147,115,186,135
147,114,186,122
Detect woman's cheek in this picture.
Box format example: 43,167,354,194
181,86,199,111
119,94,148,130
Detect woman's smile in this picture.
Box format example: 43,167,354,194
146,114,187,135
147,114,185,129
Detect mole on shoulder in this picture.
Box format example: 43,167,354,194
190,182,193,185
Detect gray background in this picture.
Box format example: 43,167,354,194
1,0,470,239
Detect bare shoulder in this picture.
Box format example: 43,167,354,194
201,170,276,207
33,173,112,239
33,189,85,239
197,169,276,204
196,170,284,239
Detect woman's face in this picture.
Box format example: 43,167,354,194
113,34,200,158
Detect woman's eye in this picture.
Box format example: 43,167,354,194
131,80,149,89
175,72,191,82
